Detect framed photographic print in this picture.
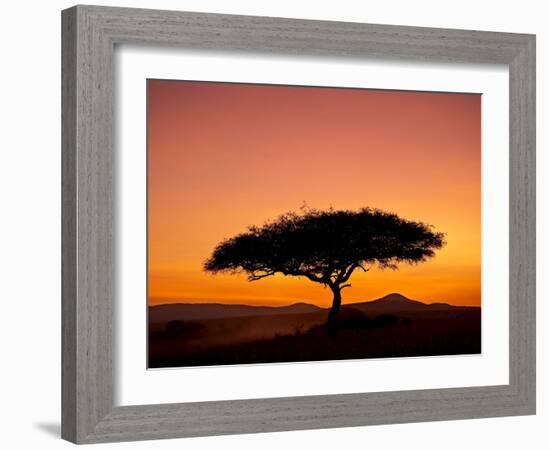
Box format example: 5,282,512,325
62,5,536,444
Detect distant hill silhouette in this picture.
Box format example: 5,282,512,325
347,293,472,313
149,293,475,324
149,301,321,323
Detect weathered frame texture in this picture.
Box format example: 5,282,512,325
61,5,536,444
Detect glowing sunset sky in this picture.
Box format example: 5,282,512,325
148,80,481,307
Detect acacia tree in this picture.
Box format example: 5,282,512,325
204,208,445,330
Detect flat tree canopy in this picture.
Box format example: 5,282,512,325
204,207,445,328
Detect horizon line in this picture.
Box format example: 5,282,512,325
148,292,478,309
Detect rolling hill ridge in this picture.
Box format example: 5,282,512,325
149,293,476,323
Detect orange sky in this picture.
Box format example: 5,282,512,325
148,80,481,307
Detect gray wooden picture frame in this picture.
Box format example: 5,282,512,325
61,4,536,444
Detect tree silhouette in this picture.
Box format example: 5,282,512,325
204,207,445,331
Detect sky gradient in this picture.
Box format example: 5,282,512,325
147,80,481,307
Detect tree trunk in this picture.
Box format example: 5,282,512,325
326,286,342,333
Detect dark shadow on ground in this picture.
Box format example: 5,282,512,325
35,422,61,438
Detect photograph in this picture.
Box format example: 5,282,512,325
147,79,482,368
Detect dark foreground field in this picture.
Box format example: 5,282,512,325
148,293,481,368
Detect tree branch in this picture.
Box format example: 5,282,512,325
283,269,325,284
248,270,276,281
303,273,325,283
340,264,357,283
